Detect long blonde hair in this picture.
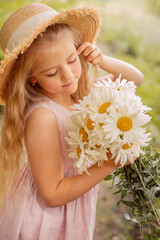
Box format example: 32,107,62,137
0,23,98,216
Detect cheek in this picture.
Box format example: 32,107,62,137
76,58,82,76
37,78,57,90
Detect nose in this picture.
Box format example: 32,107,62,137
61,65,74,83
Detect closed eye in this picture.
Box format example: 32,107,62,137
68,58,76,64
47,71,57,77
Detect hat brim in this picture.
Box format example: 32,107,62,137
0,6,101,104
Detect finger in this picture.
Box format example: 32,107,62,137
90,54,103,65
83,44,97,57
87,49,100,62
76,42,90,55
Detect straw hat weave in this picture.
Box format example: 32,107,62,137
0,3,101,104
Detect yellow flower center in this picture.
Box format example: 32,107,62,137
117,117,132,131
122,143,133,150
99,122,105,127
77,146,81,158
95,144,100,148
87,118,95,130
85,104,89,107
79,128,88,142
98,102,111,114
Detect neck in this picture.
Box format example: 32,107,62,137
44,93,75,108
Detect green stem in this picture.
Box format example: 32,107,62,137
140,221,143,237
133,162,160,227
140,156,160,187
111,174,115,188
124,166,143,205
149,222,152,235
123,166,136,198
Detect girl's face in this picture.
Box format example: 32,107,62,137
30,30,82,99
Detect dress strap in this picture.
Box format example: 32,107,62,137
24,97,71,132
25,98,56,122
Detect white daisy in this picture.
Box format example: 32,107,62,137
66,112,109,173
88,86,117,124
65,75,152,174
65,114,88,159
94,74,136,94
110,141,144,166
131,95,152,113
71,87,96,115
74,144,109,174
71,138,105,175
74,145,91,175
117,89,152,114
103,98,151,144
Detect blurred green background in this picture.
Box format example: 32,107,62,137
0,0,160,239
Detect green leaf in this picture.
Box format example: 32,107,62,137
131,164,137,171
120,174,126,180
114,168,124,176
133,182,141,188
146,212,153,220
153,176,159,181
121,190,127,200
112,145,160,231
155,198,160,207
144,233,159,240
117,200,121,207
131,173,138,178
154,152,160,159
113,190,122,195
104,175,112,181
133,207,144,216
144,176,152,184
121,200,136,207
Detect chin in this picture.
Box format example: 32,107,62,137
70,79,79,93
70,85,78,95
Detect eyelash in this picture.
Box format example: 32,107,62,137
47,58,77,77
47,71,57,77
69,58,76,64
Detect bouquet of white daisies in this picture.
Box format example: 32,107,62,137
65,75,151,174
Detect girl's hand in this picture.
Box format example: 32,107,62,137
105,149,137,170
77,42,104,66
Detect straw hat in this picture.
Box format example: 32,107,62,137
0,3,101,104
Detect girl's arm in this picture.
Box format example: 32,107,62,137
99,55,144,86
98,55,144,86
77,42,144,86
25,108,125,207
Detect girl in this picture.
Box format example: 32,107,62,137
0,3,144,240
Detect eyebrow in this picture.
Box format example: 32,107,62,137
41,52,76,73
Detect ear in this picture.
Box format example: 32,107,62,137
29,77,37,84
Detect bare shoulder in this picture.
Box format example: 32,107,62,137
25,107,57,130
24,107,59,160
25,108,59,154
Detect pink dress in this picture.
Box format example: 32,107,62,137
0,96,98,240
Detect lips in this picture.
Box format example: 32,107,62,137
63,79,74,87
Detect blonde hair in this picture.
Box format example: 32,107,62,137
0,23,98,218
